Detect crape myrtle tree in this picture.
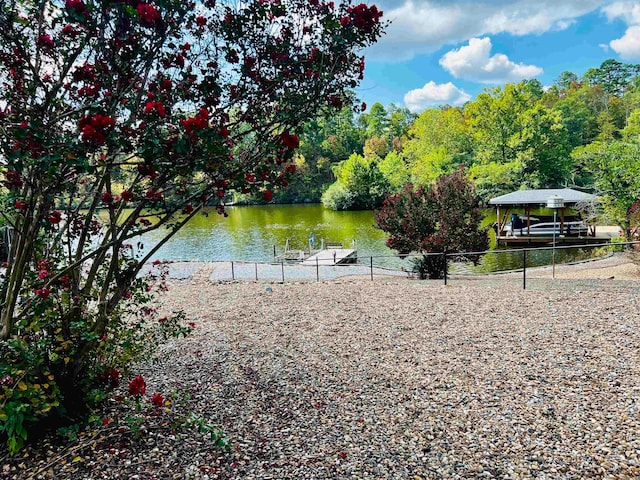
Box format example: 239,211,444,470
0,0,383,451
375,170,489,279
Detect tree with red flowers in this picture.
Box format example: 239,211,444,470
0,0,384,451
375,171,489,279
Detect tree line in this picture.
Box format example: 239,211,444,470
275,59,640,238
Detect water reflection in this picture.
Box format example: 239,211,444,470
135,204,604,273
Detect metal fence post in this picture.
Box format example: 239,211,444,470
255,262,258,282
231,261,234,280
443,252,448,285
316,257,319,282
522,249,527,290
281,261,284,283
370,256,373,281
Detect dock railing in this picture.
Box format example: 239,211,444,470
198,240,640,289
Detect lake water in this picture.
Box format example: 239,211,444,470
139,204,606,272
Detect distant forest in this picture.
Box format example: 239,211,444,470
253,59,640,215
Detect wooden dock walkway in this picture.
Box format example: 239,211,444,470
302,248,357,265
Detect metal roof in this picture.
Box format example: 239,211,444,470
489,188,596,206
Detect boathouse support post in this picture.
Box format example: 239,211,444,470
255,262,258,282
231,261,235,280
522,249,527,290
281,261,285,283
316,257,319,282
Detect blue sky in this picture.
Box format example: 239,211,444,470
357,1,640,112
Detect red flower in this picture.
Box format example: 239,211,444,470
264,190,273,202
49,210,62,224
137,3,161,28
345,4,383,32
61,24,78,37
38,270,49,280
195,15,206,27
4,170,23,189
100,368,120,388
145,189,163,201
218,127,230,138
152,259,162,265
34,288,50,299
101,191,114,204
120,190,135,202
245,173,256,183
145,101,166,118
128,375,146,396
151,393,163,406
137,164,157,179
15,200,26,211
183,204,194,214
36,35,54,50
78,114,115,145
65,0,88,16
280,131,300,150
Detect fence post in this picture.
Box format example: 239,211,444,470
316,257,319,282
370,256,373,281
255,262,258,282
281,261,284,283
522,249,527,290
443,252,448,285
231,261,235,281
273,245,276,258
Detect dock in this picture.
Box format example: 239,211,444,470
302,248,357,265
496,234,613,247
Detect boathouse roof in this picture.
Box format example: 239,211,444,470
489,188,596,206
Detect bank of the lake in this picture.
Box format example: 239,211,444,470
138,204,614,273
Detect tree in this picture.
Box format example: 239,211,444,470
322,153,389,210
375,170,489,279
0,0,384,452
573,140,640,239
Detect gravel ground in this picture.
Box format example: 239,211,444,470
5,256,640,480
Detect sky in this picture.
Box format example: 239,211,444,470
357,0,640,113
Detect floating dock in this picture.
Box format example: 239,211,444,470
496,234,613,247
302,248,357,265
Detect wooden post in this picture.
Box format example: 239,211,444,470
316,257,319,282
370,256,373,281
560,207,565,235
231,261,234,280
255,262,258,281
526,205,531,235
281,261,284,283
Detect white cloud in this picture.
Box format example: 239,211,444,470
610,25,640,59
439,37,543,84
602,1,640,25
370,0,606,60
404,81,472,112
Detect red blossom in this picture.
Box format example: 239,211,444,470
34,288,50,299
65,0,88,16
78,114,115,145
137,3,161,28
145,189,163,201
279,131,300,150
100,368,120,388
152,259,162,265
128,375,146,396
145,101,166,117
49,210,62,224
36,35,54,50
101,191,114,204
195,16,207,27
345,3,382,32
137,164,157,178
183,204,194,214
4,170,23,189
264,190,273,202
151,393,163,406
120,190,135,202
38,270,49,280
218,127,229,138
15,200,26,211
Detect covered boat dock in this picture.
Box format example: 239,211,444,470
489,188,608,246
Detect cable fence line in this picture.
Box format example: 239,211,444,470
168,240,640,289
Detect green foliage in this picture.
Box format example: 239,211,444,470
322,154,390,210
574,141,640,238
0,0,383,453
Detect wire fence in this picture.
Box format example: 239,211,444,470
172,240,640,289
